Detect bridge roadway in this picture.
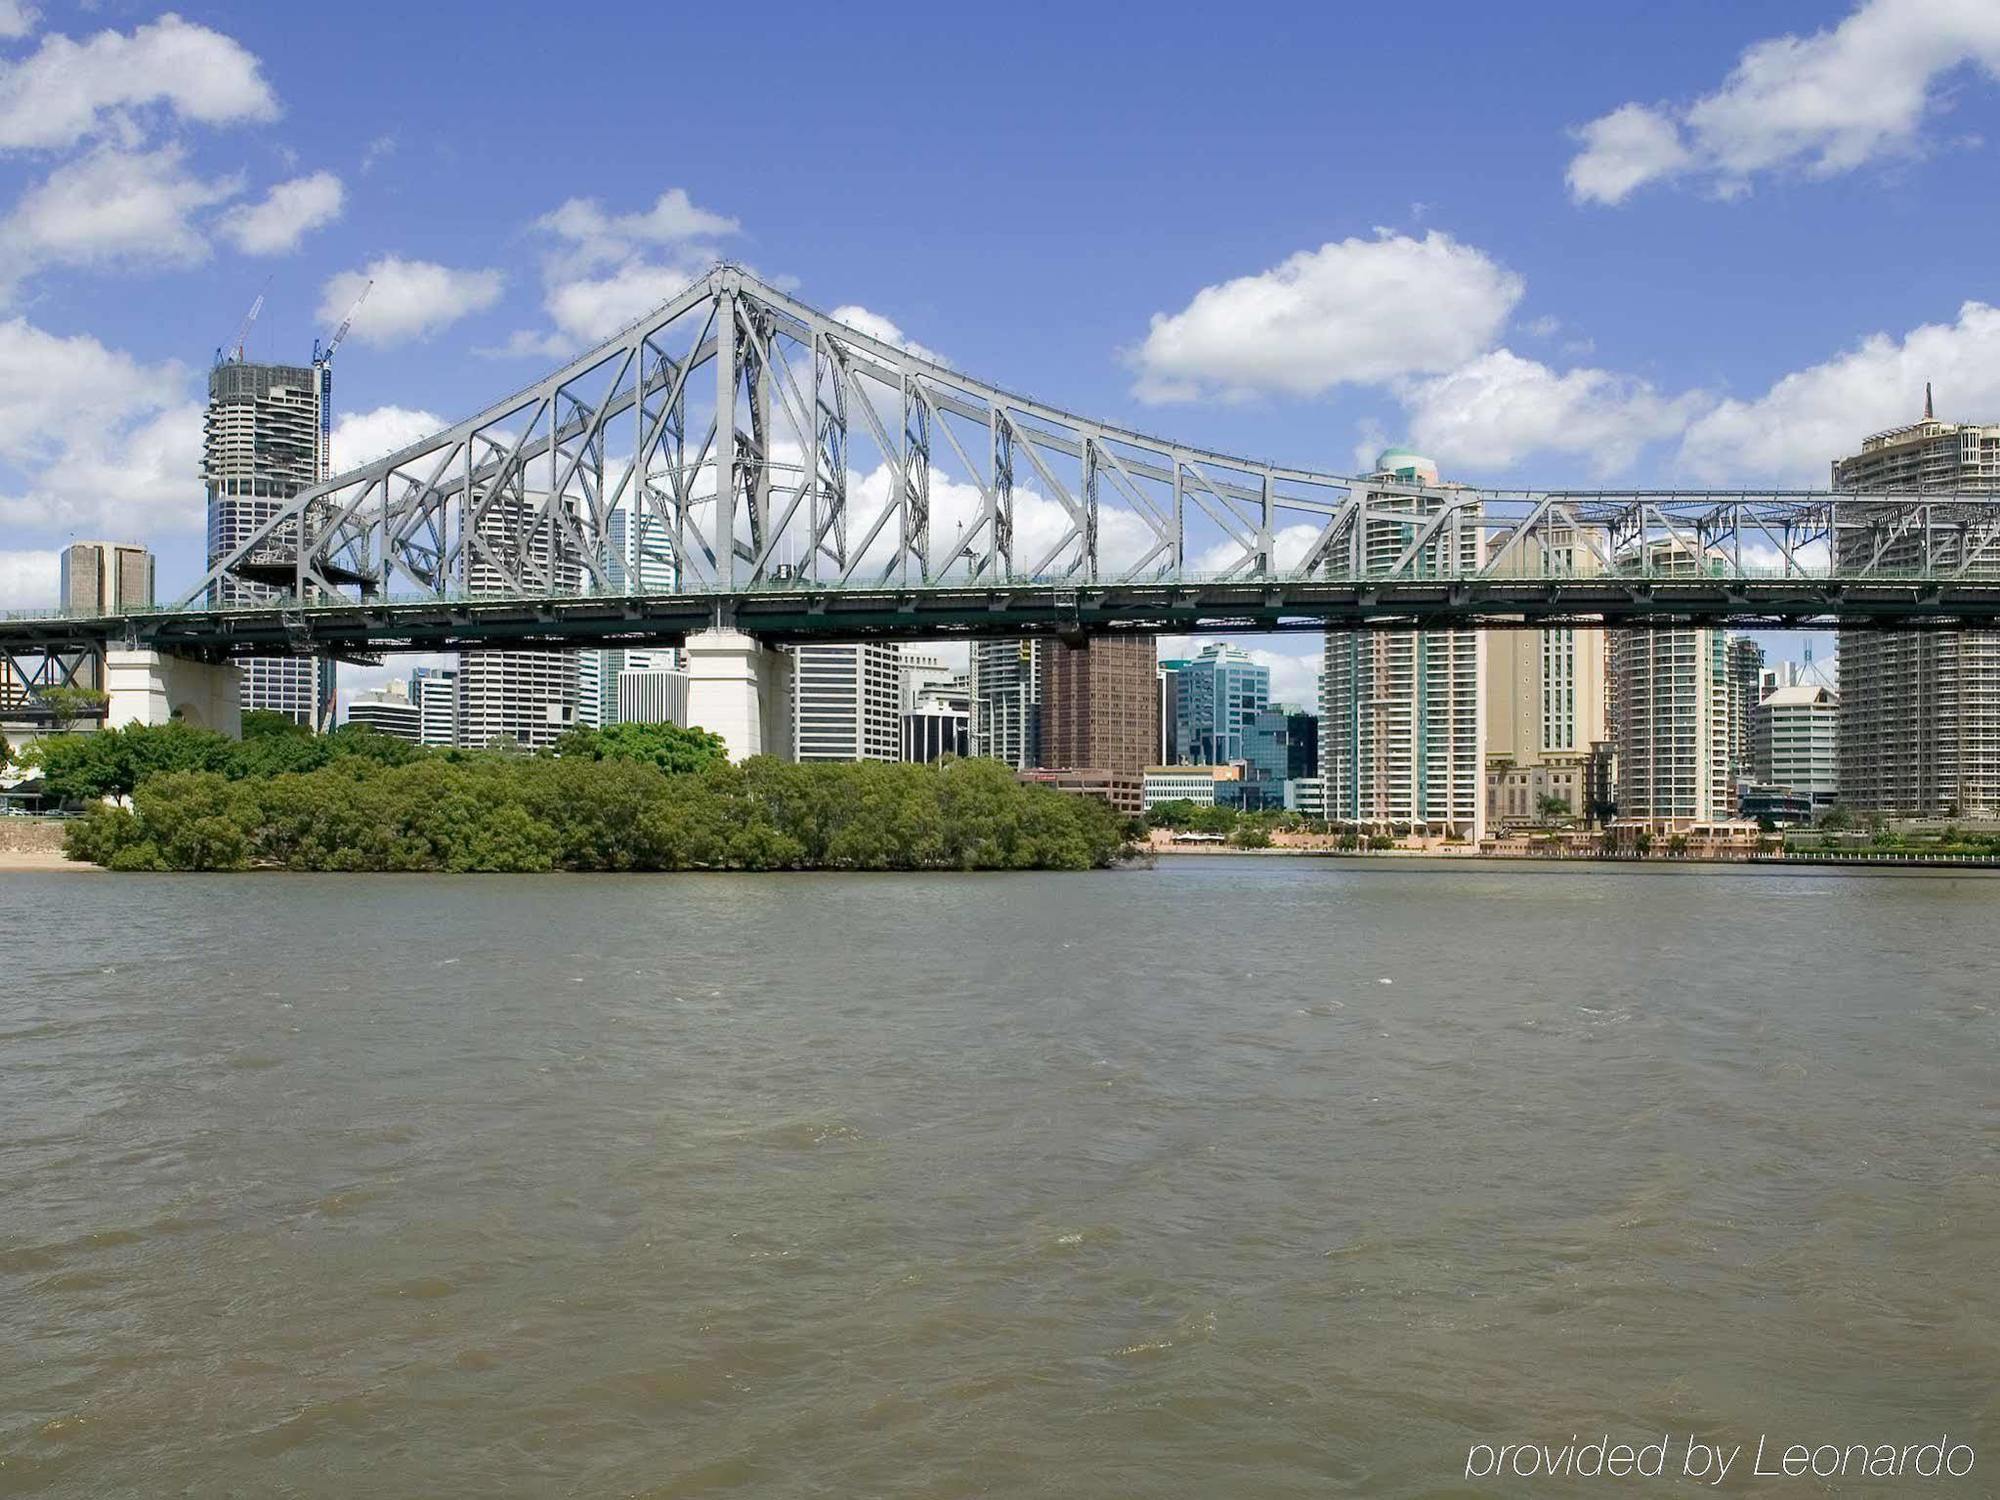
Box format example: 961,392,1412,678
9,573,2000,661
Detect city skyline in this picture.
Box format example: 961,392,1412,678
2,0,1988,703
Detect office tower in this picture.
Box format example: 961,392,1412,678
580,505,679,728
346,678,423,742
1833,398,2000,817
1156,658,1186,763
1039,636,1158,775
897,649,957,712
1608,542,1733,822
59,542,153,614
792,642,901,762
56,542,153,690
1321,450,1484,838
1484,519,1610,826
203,360,336,727
456,491,583,750
1174,642,1270,766
1752,682,1839,809
616,666,690,727
901,695,970,762
411,666,458,747
1726,636,1764,777
1285,710,1318,779
971,639,1043,767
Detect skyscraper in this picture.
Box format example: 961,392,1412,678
792,643,901,761
59,542,153,615
203,360,335,727
579,504,679,729
1174,642,1270,767
1039,636,1158,776
971,639,1043,768
57,542,153,689
1608,542,1733,823
1484,519,1609,826
411,666,458,748
1321,450,1484,838
1832,400,2000,818
456,491,583,750
1726,636,1765,778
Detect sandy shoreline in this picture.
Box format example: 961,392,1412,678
0,847,97,872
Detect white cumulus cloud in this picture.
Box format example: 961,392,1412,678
0,317,204,534
0,548,59,608
219,170,344,255
321,256,504,347
829,304,943,364
328,405,448,474
1400,349,1709,477
1679,300,2000,485
0,145,238,288
0,12,278,150
0,2,37,42
1130,231,1524,402
1568,0,2000,204
501,188,739,358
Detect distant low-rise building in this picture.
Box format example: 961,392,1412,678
347,678,423,742
1017,767,1144,817
902,695,969,762
1143,764,1238,810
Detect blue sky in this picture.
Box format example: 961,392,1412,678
3,0,1997,705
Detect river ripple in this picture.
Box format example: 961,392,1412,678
1,859,1995,1496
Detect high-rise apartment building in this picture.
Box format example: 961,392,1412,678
1484,519,1609,827
971,639,1043,767
1321,450,1484,837
1039,636,1158,775
1752,682,1839,809
1156,659,1186,763
1726,636,1765,778
793,642,901,761
203,360,336,727
456,492,583,750
1832,401,2000,817
1608,543,1734,823
1175,642,1270,767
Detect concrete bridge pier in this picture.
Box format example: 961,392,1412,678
683,628,793,762
104,650,243,737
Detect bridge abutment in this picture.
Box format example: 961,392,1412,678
683,629,793,762
104,650,243,737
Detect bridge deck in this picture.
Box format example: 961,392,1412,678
8,575,2000,659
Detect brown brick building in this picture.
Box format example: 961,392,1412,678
1039,637,1159,776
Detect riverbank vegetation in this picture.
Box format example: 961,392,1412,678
51,717,1130,873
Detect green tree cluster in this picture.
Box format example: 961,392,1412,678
29,716,421,801
65,754,1130,873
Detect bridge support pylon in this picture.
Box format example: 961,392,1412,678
104,650,243,738
683,629,793,762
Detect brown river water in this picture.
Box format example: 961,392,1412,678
1,858,1995,1496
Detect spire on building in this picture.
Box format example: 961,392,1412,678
1924,381,1934,421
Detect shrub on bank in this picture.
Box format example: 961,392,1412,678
64,753,1130,873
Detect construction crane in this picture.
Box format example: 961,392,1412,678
312,280,372,481
214,280,270,367
312,280,372,368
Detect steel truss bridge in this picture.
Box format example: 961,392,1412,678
7,265,2000,698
